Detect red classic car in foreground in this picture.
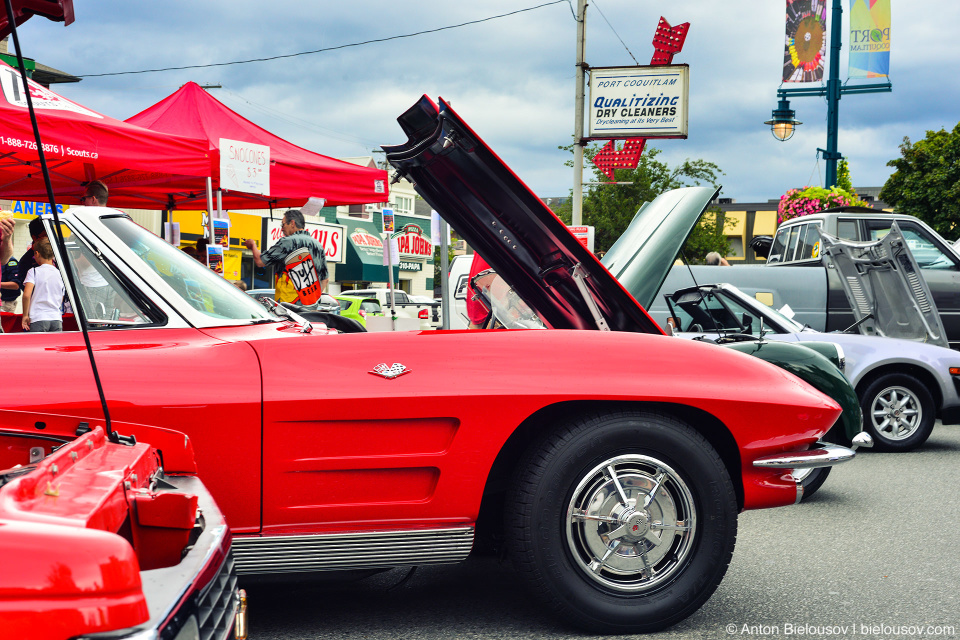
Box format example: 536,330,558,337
0,423,243,639
0,96,858,633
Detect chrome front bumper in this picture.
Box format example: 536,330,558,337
753,432,874,471
753,443,856,470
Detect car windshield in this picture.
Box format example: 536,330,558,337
100,216,273,322
470,270,546,329
668,287,804,335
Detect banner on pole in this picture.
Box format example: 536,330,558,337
782,0,827,83
848,0,890,78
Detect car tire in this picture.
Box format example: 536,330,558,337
794,466,831,500
505,410,737,634
859,373,935,452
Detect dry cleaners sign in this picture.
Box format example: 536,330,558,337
588,65,689,139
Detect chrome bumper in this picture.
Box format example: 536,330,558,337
753,443,857,469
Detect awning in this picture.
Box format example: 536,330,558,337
122,82,389,209
337,216,398,283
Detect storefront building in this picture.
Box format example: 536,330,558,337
335,211,433,295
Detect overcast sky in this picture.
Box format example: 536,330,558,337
11,0,958,204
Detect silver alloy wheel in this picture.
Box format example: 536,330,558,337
870,385,922,441
566,454,697,593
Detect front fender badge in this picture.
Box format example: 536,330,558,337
369,363,411,379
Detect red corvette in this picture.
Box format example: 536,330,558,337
0,97,857,633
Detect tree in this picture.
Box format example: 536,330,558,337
552,143,729,260
880,124,960,239
836,158,854,193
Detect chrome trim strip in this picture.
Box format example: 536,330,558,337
233,526,475,575
753,443,856,469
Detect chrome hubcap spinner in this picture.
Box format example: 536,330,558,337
566,455,696,593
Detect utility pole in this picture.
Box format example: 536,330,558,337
572,0,587,226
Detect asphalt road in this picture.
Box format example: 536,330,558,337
245,423,960,640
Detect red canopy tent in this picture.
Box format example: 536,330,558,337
122,82,388,210
0,61,214,208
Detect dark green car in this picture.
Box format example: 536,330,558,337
602,186,871,499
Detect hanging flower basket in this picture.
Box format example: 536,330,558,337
777,186,868,225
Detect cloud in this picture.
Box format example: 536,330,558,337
11,0,957,205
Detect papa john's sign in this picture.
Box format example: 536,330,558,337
394,223,433,259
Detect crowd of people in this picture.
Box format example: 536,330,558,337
0,180,331,335
0,181,108,332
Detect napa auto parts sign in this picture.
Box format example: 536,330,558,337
394,224,433,258
220,138,270,196
588,65,689,139
267,219,346,263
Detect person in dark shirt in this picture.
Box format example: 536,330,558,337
81,180,109,206
244,209,328,307
14,216,47,296
1,256,20,312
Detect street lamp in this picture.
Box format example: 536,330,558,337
764,0,891,187
764,97,802,141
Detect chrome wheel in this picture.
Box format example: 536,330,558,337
859,373,935,452
566,454,696,593
506,411,736,633
869,384,923,441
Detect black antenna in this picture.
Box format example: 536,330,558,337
3,0,119,443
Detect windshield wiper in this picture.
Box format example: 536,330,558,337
259,299,313,333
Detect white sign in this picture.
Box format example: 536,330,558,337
0,65,102,118
164,221,181,246
382,236,400,266
568,225,595,253
267,219,346,263
301,197,326,217
588,65,689,139
219,138,270,196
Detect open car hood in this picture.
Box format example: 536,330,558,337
0,0,74,40
819,222,949,347
383,95,661,333
601,186,720,309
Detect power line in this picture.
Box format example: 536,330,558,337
217,88,380,150
78,1,570,78
591,0,639,65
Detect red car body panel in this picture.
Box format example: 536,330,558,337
1,327,264,533
3,321,839,544
0,426,239,639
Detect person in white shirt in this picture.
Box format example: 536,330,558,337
76,252,112,318
21,238,65,332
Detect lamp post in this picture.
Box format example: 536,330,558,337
767,0,891,187
764,96,802,141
